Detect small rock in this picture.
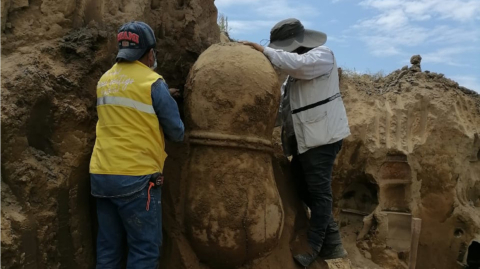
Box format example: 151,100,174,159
6,22,12,29
460,86,476,95
364,251,372,259
401,65,408,71
397,70,408,80
425,70,430,73
415,72,426,79
445,80,458,88
98,30,109,38
47,23,63,37
410,54,422,65
410,65,421,72
11,0,29,10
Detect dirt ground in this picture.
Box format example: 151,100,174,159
2,1,480,269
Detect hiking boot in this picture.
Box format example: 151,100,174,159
318,244,348,260
293,249,319,267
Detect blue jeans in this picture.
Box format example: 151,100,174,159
291,140,343,252
95,184,162,269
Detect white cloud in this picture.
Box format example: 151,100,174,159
360,0,480,21
422,46,478,66
215,0,260,9
216,0,321,39
354,0,480,57
328,35,347,42
450,75,480,92
228,20,277,35
216,0,320,21
255,1,319,19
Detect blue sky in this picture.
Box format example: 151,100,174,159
216,0,480,92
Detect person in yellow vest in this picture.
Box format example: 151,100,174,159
89,21,184,269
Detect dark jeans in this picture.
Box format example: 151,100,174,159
291,140,343,252
95,185,162,269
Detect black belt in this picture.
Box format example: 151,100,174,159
291,93,341,114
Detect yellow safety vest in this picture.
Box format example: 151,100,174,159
89,61,167,175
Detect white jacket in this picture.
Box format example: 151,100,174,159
264,46,350,154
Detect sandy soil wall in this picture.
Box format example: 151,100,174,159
1,0,219,268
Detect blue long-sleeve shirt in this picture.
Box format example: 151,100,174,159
151,79,184,142
91,79,184,198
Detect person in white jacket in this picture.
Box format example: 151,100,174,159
242,18,350,267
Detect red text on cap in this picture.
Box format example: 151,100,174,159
117,31,140,44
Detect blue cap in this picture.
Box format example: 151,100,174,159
116,21,156,62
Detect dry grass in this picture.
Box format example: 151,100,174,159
341,67,386,83
218,13,231,35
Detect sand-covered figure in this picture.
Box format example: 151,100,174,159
183,43,284,268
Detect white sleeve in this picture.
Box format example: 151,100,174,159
263,46,334,80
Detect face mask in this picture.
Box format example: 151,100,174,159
151,50,158,70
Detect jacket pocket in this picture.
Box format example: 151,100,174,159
301,111,330,148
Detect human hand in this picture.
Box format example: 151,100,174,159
169,88,181,98
239,41,264,53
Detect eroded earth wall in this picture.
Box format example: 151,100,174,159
332,65,480,269
1,1,219,268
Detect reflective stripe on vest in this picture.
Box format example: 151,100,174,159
97,96,155,114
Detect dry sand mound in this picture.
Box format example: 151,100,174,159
332,57,480,269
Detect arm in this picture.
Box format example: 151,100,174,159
263,46,334,80
151,79,185,142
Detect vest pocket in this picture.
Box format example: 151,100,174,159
301,111,330,148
